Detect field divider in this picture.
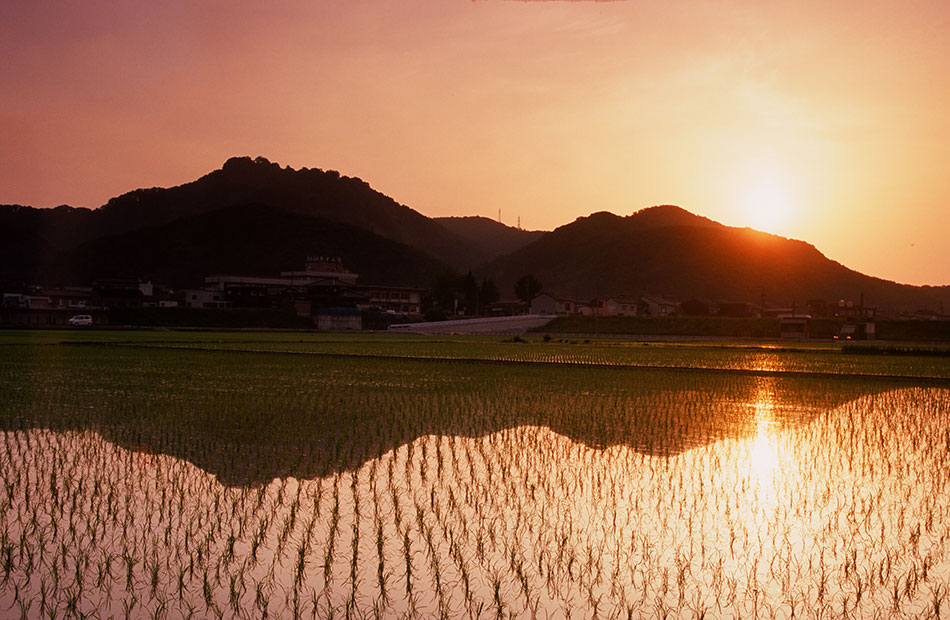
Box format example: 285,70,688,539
58,341,950,385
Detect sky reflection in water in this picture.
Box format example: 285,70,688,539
2,346,948,618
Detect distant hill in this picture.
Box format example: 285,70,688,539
435,216,545,260
92,156,488,268
5,159,949,315
48,204,448,289
482,205,950,315
1,156,489,282
0,204,100,283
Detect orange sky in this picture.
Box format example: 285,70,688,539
2,1,948,285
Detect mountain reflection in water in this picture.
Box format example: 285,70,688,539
1,345,911,487
3,345,950,618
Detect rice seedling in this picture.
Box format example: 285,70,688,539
1,331,950,617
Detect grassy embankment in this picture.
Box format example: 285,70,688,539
535,315,950,342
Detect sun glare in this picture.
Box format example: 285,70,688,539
749,407,778,485
746,379,781,514
734,161,798,236
743,176,792,235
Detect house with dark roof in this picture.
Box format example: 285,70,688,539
530,292,576,315
603,296,639,316
639,296,679,316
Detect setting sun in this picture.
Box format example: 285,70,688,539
4,2,950,619
738,164,796,236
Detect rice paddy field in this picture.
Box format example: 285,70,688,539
1,329,950,619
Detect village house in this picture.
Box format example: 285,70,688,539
183,289,231,309
355,285,423,315
574,299,603,316
38,287,93,310
602,296,639,316
201,256,423,328
639,295,679,316
530,292,576,315
778,313,811,340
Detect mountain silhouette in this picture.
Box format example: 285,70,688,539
50,204,447,288
435,216,544,260
482,206,950,314
0,342,904,487
1,156,492,283
3,159,948,313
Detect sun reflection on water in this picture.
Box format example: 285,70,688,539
746,380,781,515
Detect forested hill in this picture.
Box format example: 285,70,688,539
3,160,948,314
1,156,497,283
435,216,545,260
481,206,950,314
48,204,448,289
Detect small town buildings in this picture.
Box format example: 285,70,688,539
92,277,147,308
778,314,811,340
717,301,759,318
183,289,231,309
639,296,679,317
575,300,602,317
38,287,93,310
279,256,360,286
201,257,423,329
602,296,638,316
531,293,684,317
355,285,422,315
530,293,575,315
488,299,528,316
836,322,876,341
834,298,876,321
2,293,33,309
315,307,362,331
205,257,359,305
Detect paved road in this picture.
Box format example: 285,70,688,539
389,314,555,334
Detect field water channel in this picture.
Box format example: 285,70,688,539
2,334,950,619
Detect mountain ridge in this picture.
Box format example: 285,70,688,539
3,156,949,314
49,203,448,289
0,156,498,280
481,207,949,314
434,216,545,260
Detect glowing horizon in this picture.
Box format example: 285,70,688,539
2,1,948,286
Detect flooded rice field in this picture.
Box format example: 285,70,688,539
1,333,949,619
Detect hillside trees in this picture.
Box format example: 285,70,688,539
514,274,543,304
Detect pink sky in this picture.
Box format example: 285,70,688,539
2,1,949,285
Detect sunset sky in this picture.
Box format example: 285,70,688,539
2,1,948,285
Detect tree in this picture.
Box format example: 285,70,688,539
479,278,500,308
514,274,542,304
434,268,462,313
461,271,478,315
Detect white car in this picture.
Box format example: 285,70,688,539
67,314,93,326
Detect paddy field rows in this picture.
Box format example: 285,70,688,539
1,330,949,618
